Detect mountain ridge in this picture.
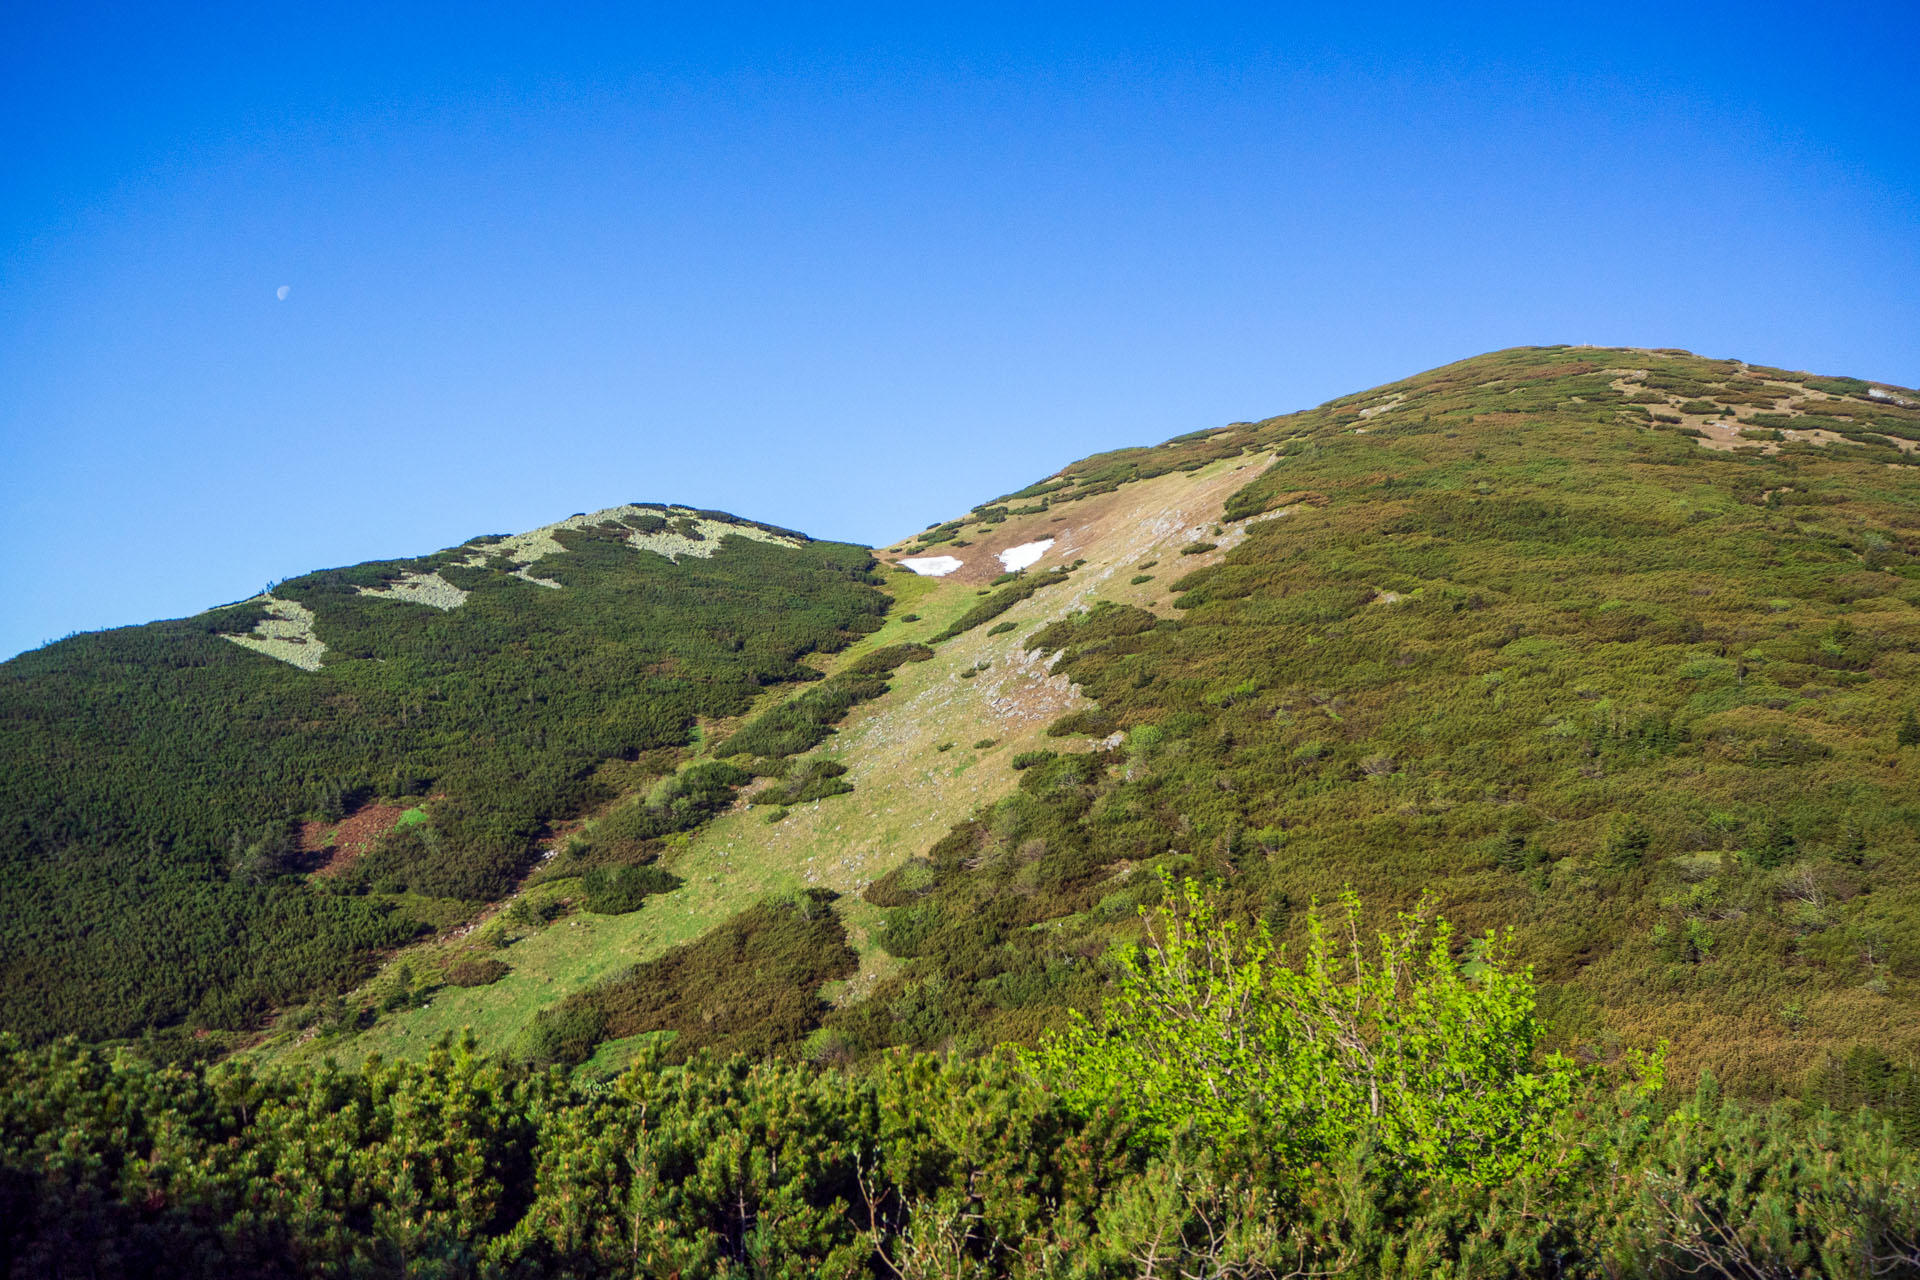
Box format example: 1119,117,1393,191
6,345,1920,1110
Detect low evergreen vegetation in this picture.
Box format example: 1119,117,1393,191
0,518,887,1044
715,643,932,760
2,881,1914,1276
929,569,1072,642
578,864,681,914
518,889,857,1068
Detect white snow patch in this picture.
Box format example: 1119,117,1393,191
996,539,1054,572
901,555,964,577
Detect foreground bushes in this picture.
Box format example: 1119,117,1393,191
1,1033,1915,1278
4,884,1917,1277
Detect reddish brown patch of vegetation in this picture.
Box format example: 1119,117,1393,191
299,801,409,877
879,461,1265,588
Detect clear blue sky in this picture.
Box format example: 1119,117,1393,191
4,3,1917,659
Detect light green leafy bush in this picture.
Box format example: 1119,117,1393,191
1027,874,1661,1182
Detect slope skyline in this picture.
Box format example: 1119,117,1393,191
5,3,1918,661
17,342,1918,656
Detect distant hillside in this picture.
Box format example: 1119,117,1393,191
0,505,886,1045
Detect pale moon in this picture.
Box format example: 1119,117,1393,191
275,285,290,301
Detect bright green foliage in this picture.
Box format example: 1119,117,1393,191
2,1030,1916,1277
1028,875,1659,1181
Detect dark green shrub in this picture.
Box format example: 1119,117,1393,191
753,758,852,807
845,642,934,675
520,1000,610,1067
559,890,856,1062
930,569,1070,642
507,896,562,927
581,864,682,914
1599,812,1653,872
1748,815,1799,870
443,957,510,987
720,646,929,759
591,762,751,851
1048,709,1116,737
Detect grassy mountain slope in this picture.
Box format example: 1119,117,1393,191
9,345,1920,1115
0,505,886,1047
813,345,1920,1097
